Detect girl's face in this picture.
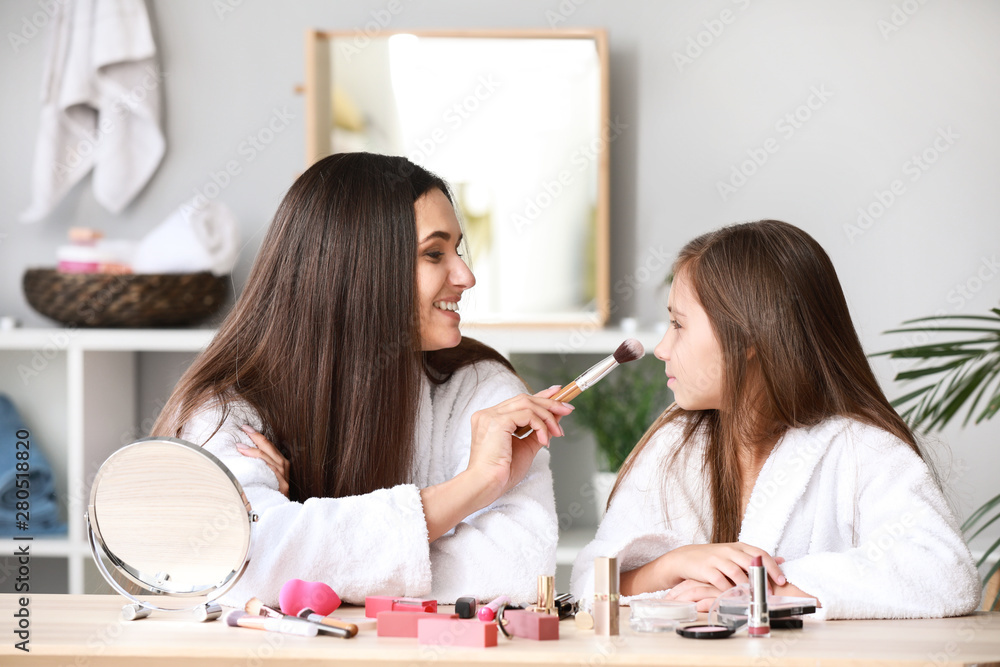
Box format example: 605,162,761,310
654,269,725,411
415,188,475,351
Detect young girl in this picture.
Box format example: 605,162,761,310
571,220,981,619
153,153,570,607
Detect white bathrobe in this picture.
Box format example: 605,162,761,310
181,360,557,607
570,416,982,620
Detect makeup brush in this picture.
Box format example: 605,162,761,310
247,597,356,638
225,610,318,637
245,597,283,619
297,607,358,638
513,338,645,439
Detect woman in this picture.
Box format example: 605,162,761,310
153,153,568,606
570,220,981,619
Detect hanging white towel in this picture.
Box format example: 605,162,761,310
21,0,165,222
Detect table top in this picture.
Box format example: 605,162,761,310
2,594,999,667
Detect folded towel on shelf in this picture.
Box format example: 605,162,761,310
0,395,66,537
132,197,240,275
21,0,165,223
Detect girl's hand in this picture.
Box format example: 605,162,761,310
661,543,786,592
621,543,786,596
238,424,291,497
664,579,730,612
467,385,574,502
666,556,794,612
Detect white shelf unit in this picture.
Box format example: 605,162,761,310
0,328,216,594
1,326,652,594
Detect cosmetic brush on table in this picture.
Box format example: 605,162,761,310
226,610,318,637
246,597,356,638
514,338,645,439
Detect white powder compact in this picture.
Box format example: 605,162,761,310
628,599,698,632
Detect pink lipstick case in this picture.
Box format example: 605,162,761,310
365,596,438,618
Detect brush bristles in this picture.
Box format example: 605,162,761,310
245,597,263,616
613,338,645,364
226,610,246,626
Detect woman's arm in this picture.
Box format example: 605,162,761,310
424,364,562,604
182,402,434,607
201,370,569,606
422,384,570,542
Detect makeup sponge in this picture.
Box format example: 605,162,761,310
279,579,341,617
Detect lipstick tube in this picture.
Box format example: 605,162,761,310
748,555,770,638
535,575,556,615
477,595,510,622
593,557,619,636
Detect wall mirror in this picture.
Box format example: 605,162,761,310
86,437,256,621
305,29,610,325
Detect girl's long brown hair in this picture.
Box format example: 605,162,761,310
152,152,511,502
610,220,918,543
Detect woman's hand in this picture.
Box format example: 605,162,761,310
238,424,291,497
466,385,574,501
421,386,572,543
621,543,785,597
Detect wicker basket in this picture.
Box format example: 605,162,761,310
22,268,229,328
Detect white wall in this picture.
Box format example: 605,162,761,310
1,1,998,537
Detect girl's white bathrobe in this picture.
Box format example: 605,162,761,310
571,416,982,619
181,361,557,607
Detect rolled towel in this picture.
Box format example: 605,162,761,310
132,197,239,276
0,395,66,537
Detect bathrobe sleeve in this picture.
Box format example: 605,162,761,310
428,362,559,605
779,428,982,619
569,422,708,605
180,402,431,608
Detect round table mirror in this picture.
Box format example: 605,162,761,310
86,437,256,620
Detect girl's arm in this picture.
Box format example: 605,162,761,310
778,435,981,619
621,543,785,596
572,422,785,603
570,422,693,602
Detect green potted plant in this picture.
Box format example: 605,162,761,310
873,307,1000,609
568,354,673,515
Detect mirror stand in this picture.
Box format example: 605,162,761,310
86,511,224,622
84,437,256,625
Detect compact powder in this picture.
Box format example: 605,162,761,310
676,624,735,639
629,599,697,632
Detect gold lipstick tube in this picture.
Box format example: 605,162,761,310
593,556,619,636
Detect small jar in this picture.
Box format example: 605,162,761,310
628,599,697,632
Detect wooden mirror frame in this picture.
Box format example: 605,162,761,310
303,28,611,327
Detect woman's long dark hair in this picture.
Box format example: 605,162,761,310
153,153,512,501
610,220,919,542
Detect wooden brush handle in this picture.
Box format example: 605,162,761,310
319,617,359,637
512,382,581,439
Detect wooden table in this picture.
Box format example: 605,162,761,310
2,594,999,666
